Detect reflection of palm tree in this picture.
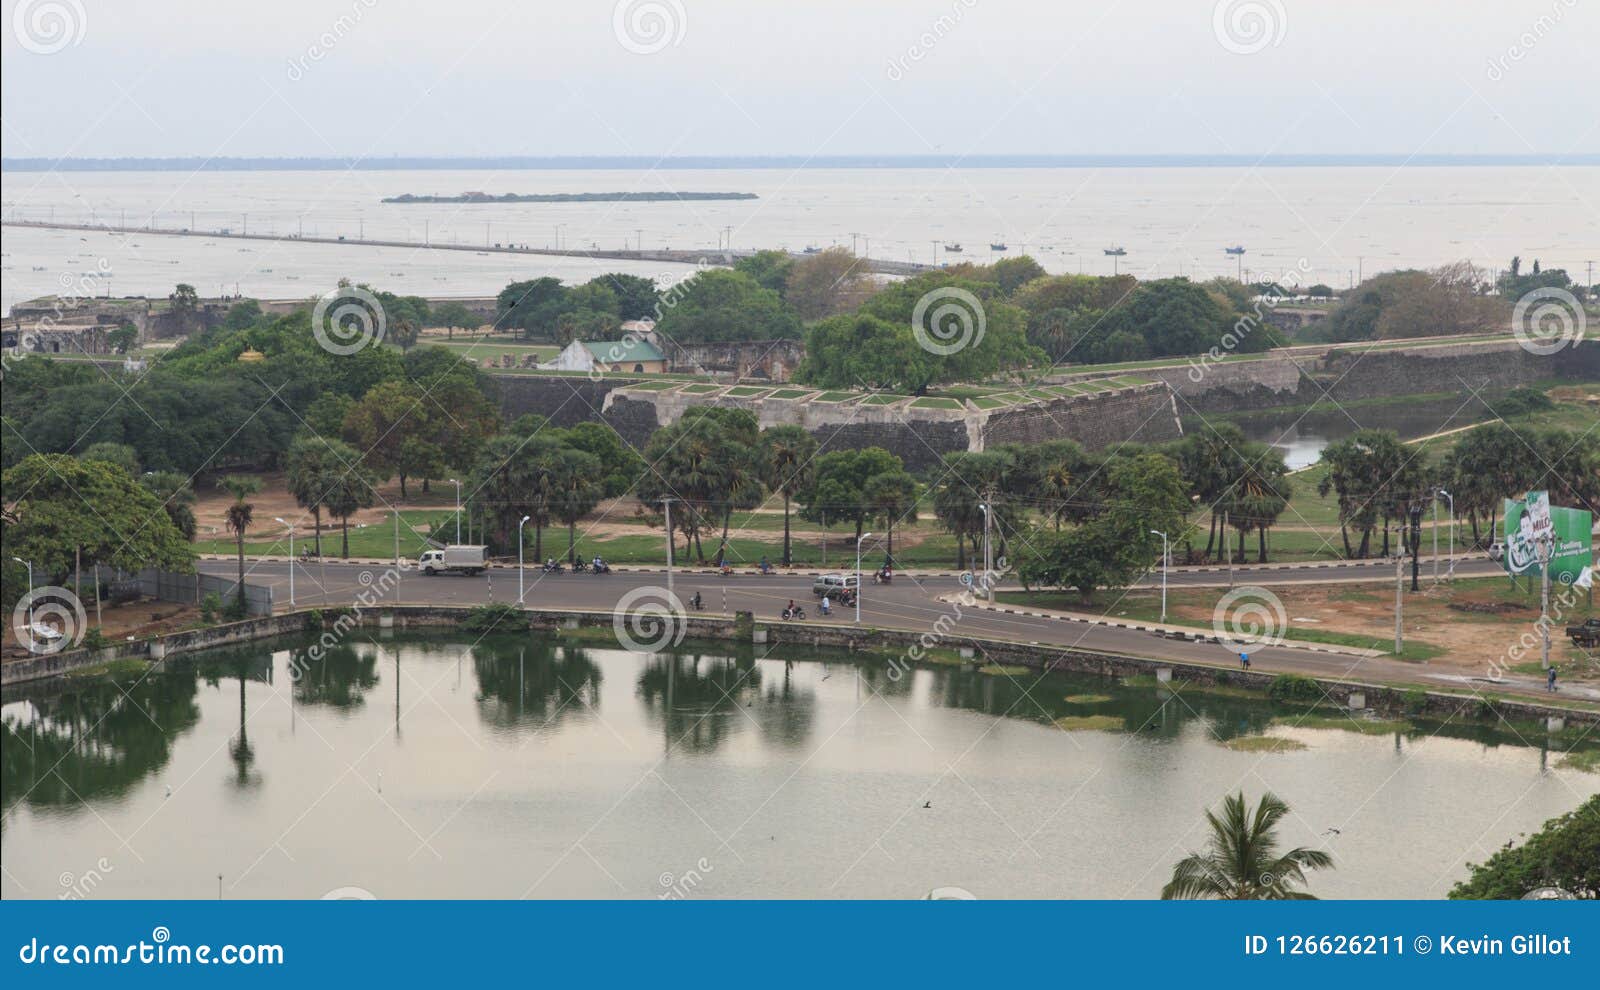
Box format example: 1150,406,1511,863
227,666,258,788
294,644,380,709
472,640,603,731
1162,792,1331,899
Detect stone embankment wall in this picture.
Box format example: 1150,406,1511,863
10,606,1591,729
1149,338,1598,414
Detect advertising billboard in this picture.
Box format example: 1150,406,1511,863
1503,491,1593,583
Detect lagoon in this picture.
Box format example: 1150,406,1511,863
2,633,1592,900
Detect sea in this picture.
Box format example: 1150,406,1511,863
3,165,1597,311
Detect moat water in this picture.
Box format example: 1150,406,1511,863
3,633,1593,899
1221,395,1499,469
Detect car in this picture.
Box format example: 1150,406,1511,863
812,573,859,597
1567,618,1600,648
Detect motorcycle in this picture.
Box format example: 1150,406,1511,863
299,547,320,561
687,595,705,611
541,561,564,574
873,570,892,585
781,605,807,621
591,561,612,575
570,559,590,574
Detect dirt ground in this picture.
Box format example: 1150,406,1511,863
192,474,454,540
1157,577,1598,677
1,599,199,659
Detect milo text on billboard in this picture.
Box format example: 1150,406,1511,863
1503,491,1593,583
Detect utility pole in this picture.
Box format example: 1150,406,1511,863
1540,538,1553,671
1394,551,1404,654
931,240,940,267
1409,503,1423,592
979,492,995,604
1432,495,1439,584
660,497,676,602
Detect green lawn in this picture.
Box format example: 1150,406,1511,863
196,509,454,559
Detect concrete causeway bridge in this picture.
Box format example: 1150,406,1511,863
0,218,934,276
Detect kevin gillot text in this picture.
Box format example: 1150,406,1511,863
1440,934,1572,955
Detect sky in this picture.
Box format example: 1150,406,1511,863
2,0,1596,160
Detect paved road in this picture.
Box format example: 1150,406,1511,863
199,558,1587,707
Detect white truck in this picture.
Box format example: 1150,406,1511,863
418,544,489,576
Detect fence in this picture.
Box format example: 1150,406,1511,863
102,567,274,617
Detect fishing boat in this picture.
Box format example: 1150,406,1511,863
802,245,821,254
1103,247,1127,257
989,241,1008,251
943,242,963,253
1224,245,1246,256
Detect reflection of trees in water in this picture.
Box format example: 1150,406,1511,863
472,639,602,733
637,648,817,754
200,653,274,790
293,643,381,709
1,666,204,813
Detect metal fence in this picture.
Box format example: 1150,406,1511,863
102,567,274,617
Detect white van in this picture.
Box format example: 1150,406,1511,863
811,573,859,597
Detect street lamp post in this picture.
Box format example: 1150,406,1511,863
518,515,531,604
1437,489,1455,579
855,533,872,624
450,479,461,543
12,557,33,628
1150,530,1168,623
978,501,994,604
274,518,294,606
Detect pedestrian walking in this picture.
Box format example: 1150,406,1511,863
1547,666,1558,693
1239,652,1251,670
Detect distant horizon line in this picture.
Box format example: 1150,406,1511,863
5,152,1598,172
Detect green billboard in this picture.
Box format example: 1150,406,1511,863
1503,491,1593,584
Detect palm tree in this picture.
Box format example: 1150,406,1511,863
221,475,261,611
1162,791,1333,900
759,425,817,566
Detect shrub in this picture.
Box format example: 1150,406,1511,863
462,602,524,633
1267,674,1323,703
200,592,222,623
79,627,110,651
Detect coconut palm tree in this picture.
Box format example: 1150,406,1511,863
1161,791,1333,900
221,475,261,612
759,425,817,566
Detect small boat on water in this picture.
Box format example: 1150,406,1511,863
1104,246,1127,256
802,245,821,254
989,241,1008,251
1224,245,1246,256
943,243,963,253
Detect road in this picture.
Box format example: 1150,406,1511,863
198,558,1588,707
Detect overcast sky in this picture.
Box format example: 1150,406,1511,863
3,0,1595,160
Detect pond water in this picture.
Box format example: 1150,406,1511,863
1220,395,1496,470
3,633,1593,900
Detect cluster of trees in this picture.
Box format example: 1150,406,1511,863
495,273,661,342
2,303,503,490
465,415,645,565
1450,794,1598,900
1496,256,1589,303
1319,415,1600,557
631,409,916,567
1318,261,1508,343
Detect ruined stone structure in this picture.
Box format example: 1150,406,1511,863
493,374,1181,473
653,337,805,381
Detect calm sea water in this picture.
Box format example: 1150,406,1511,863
3,166,1597,310
3,633,1592,900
